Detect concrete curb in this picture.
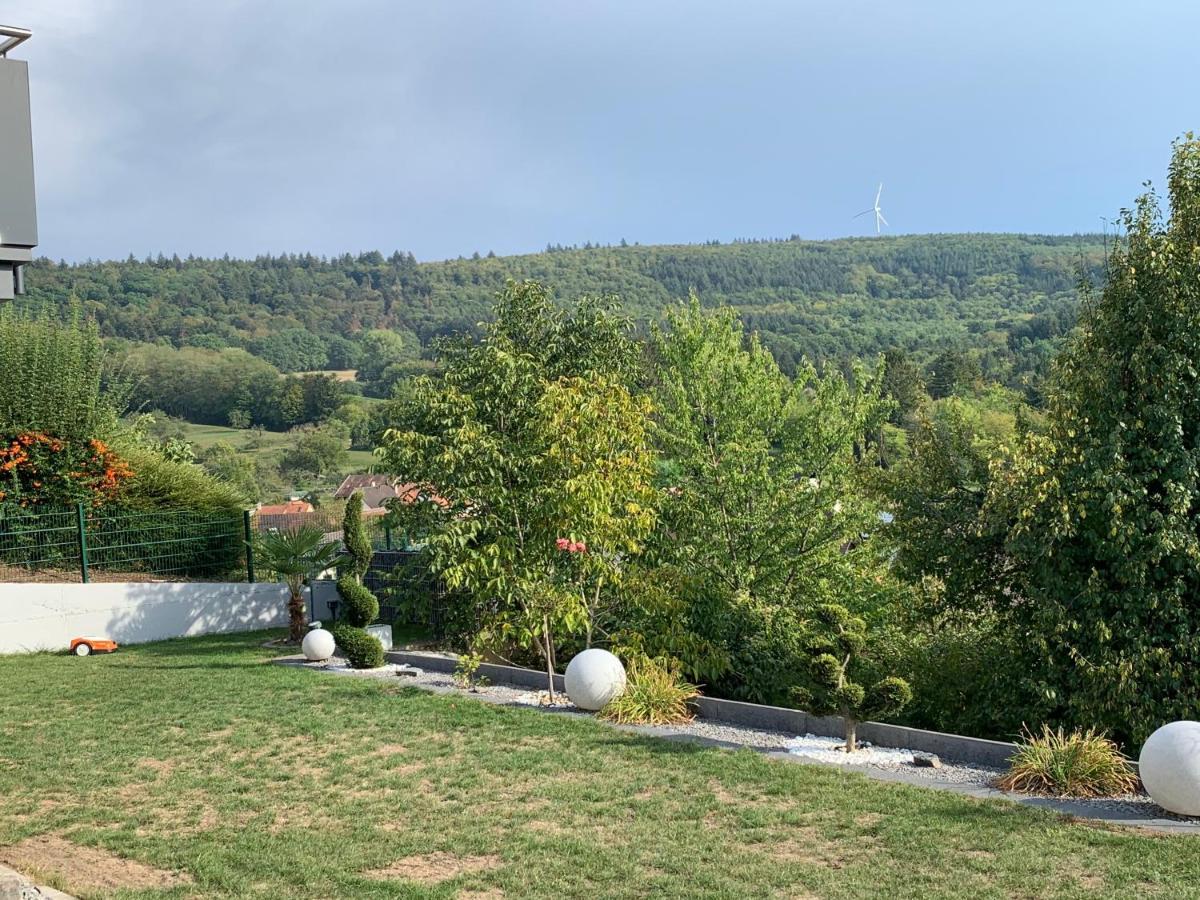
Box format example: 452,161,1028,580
0,862,78,899
385,649,1015,767
386,649,566,692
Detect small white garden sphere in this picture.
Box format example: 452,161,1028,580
301,626,336,662
564,648,626,710
1139,720,1200,816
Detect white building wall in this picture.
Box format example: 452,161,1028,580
0,581,289,654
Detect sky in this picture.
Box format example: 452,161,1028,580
6,1,1200,263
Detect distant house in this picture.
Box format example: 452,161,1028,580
256,499,317,531
333,474,396,500
332,474,447,514
258,499,315,516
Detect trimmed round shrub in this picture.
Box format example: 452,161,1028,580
337,575,379,627
331,623,385,669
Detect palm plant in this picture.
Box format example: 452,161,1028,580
251,524,344,641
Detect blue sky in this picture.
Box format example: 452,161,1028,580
8,1,1199,262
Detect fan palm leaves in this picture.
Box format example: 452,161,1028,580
251,524,344,641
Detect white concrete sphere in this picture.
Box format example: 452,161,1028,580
564,648,626,710
302,627,336,661
1139,720,1200,816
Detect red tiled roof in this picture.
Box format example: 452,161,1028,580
257,500,315,515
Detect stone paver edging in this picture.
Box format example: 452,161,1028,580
0,862,78,900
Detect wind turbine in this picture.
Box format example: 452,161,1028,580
854,183,888,234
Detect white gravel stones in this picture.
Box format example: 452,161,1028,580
564,648,626,710
1140,721,1200,816
513,690,576,709
301,626,335,661
786,733,917,766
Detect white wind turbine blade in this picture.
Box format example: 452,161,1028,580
877,210,889,227
875,183,883,207
853,209,874,218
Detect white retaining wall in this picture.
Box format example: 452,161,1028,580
0,581,290,654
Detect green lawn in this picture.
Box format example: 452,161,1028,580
1,633,1197,899
178,421,377,473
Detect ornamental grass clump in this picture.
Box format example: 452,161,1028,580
996,725,1138,798
599,657,698,726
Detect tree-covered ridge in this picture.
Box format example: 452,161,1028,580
24,233,1104,382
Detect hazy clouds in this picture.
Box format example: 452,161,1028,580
7,1,1199,261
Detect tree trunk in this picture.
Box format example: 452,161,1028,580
542,615,556,703
844,717,858,754
288,589,306,643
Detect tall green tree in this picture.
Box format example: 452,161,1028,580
881,348,926,425
648,299,893,704
378,281,652,696
1000,135,1200,745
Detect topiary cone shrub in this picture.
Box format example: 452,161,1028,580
334,489,383,668
337,575,379,627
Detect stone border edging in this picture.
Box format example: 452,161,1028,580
385,649,1015,767
0,861,78,899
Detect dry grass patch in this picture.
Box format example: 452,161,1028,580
0,834,193,892
368,743,409,757
709,779,740,805
134,757,176,776
1058,860,1107,892
524,819,566,835
365,851,502,884
389,762,428,777
767,826,879,871
962,848,996,860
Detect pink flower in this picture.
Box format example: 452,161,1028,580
556,537,571,551
571,540,587,554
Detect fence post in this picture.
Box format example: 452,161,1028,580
75,502,90,584
243,509,256,583
384,525,392,551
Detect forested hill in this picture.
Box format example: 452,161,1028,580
23,233,1105,381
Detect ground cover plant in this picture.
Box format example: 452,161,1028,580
1,632,1199,899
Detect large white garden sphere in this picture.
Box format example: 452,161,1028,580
301,625,336,662
1139,720,1200,816
564,648,626,710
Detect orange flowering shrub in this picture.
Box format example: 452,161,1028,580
0,432,134,511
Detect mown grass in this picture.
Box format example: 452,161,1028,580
177,421,377,471
0,632,1196,899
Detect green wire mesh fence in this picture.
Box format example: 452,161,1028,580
250,506,402,551
0,503,418,586
0,504,248,583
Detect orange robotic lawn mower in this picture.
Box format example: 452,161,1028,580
69,637,118,656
